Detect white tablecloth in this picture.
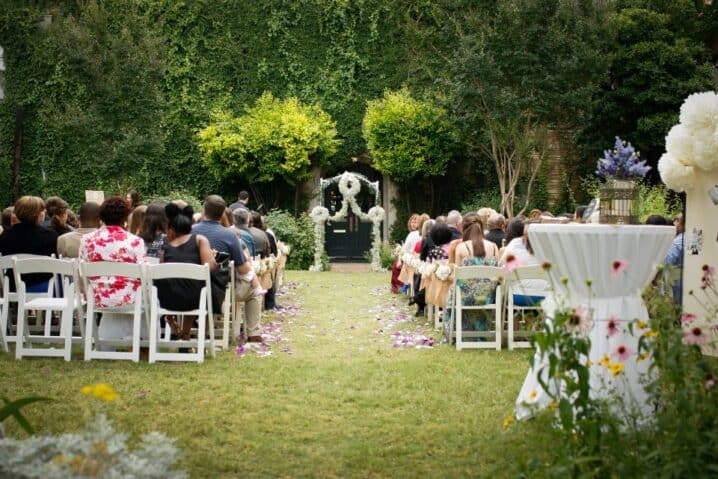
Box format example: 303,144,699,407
515,224,675,420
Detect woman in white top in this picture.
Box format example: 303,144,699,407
500,219,548,303
402,214,421,257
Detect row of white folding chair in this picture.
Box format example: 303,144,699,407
451,264,549,351
4,256,219,363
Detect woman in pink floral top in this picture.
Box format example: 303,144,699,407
80,196,146,307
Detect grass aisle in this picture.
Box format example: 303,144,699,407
1,271,535,478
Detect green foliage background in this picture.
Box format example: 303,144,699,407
0,0,715,217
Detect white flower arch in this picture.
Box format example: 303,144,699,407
309,171,385,271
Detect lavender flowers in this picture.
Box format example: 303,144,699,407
596,137,651,179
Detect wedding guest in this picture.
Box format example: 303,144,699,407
0,196,57,292
645,214,669,225
412,218,435,316
221,207,233,227
193,195,262,342
79,196,146,343
45,196,73,236
402,214,421,259
248,211,270,258
665,213,684,303
254,212,278,309
477,207,497,234
67,211,79,229
499,218,525,258
448,213,481,264
485,213,506,248
126,188,142,210
140,202,168,261
446,210,463,240
229,190,250,212
156,203,219,342
1,206,14,233
128,204,148,236
232,208,256,257
500,220,548,305
57,202,101,258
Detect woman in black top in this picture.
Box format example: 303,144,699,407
156,203,217,341
0,196,57,292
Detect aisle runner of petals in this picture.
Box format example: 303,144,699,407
367,285,435,349
236,282,303,358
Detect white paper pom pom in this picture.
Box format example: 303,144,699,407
658,153,696,192
679,91,718,131
665,124,696,166
691,127,718,171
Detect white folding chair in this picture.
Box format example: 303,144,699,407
1,254,59,351
13,257,83,361
505,265,549,350
80,261,147,362
454,265,504,351
215,261,234,351
146,263,215,363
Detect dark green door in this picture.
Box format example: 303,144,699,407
324,180,376,261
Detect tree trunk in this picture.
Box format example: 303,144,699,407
11,105,24,204
293,183,301,217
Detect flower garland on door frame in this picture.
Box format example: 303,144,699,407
309,171,385,271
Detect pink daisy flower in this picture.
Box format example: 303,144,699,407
611,259,629,278
705,378,715,390
503,254,525,273
606,316,620,337
683,326,707,346
681,313,697,324
612,343,633,362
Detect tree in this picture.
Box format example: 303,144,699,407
197,92,340,213
447,0,608,217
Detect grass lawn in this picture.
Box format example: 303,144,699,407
1,271,548,478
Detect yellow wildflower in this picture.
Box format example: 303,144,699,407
529,390,538,401
503,415,514,429
548,400,558,411
608,362,624,377
637,320,648,330
643,330,658,338
637,352,649,362
598,354,610,367
81,383,119,402
586,359,593,367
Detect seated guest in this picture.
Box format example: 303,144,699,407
232,208,256,257
156,203,218,341
446,210,463,240
45,196,73,236
57,202,101,258
477,207,497,234
500,220,548,305
128,204,148,235
665,213,684,303
79,196,146,341
253,212,278,309
499,218,525,258
485,213,506,248
249,211,270,258
0,196,58,292
194,195,263,342
645,214,669,226
448,213,481,264
1,206,15,233
574,205,588,223
67,210,79,229
412,218,435,316
140,202,168,261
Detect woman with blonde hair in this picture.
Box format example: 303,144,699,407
127,204,147,236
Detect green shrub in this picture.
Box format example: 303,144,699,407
364,243,394,269
636,181,682,223
146,191,203,212
264,209,314,270
460,190,502,215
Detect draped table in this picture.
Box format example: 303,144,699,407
515,224,675,420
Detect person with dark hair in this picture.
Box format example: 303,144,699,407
253,211,278,309
500,219,547,305
193,195,262,342
248,211,270,258
229,190,250,212
645,214,669,225
1,206,15,233
140,202,168,261
574,205,588,223
45,196,73,235
156,203,219,341
500,218,526,257
80,196,146,343
57,201,101,258
485,213,506,248
0,196,57,292
126,188,141,210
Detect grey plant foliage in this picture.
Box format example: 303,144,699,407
0,414,187,479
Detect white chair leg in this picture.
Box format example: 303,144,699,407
62,309,72,361
15,303,26,360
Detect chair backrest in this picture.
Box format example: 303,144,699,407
13,257,75,277
146,262,211,282
80,261,144,280
503,265,548,284
454,265,504,282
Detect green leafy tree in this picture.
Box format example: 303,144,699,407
446,0,608,216
197,92,340,187
579,1,715,176
362,88,456,181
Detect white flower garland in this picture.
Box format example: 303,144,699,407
310,172,386,271
660,91,718,192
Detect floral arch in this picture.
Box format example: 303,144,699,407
309,171,385,271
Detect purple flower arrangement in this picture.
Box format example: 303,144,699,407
596,137,651,179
